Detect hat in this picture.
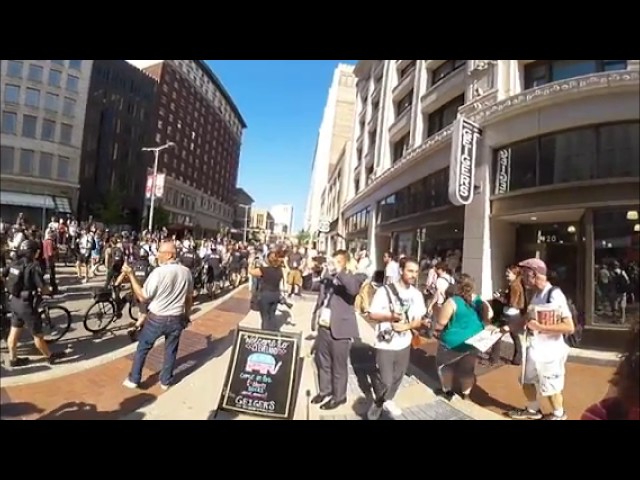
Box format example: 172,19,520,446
518,258,547,276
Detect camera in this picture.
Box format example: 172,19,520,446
377,328,394,343
279,295,294,310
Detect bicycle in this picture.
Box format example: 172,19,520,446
83,284,138,334
1,289,72,344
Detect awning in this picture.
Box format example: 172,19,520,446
54,196,72,214
0,191,56,209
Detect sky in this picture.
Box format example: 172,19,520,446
206,60,356,231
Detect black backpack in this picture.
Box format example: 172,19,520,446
6,260,26,297
545,286,582,347
613,271,631,295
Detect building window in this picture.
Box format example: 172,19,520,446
432,60,466,86
395,91,413,117
1,146,15,173
1,111,17,134
7,60,23,78
66,75,79,92
51,60,65,67
25,88,40,108
399,61,416,80
48,69,63,88
539,127,597,185
62,97,76,117
19,149,34,175
60,123,73,144
524,60,628,89
69,60,82,70
493,122,640,195
4,84,20,104
597,122,640,178
57,156,71,180
40,152,53,178
41,119,56,141
22,115,38,138
45,92,59,112
27,64,43,83
592,207,640,325
426,94,465,137
392,133,411,164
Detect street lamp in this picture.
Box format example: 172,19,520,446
238,204,250,243
142,141,176,232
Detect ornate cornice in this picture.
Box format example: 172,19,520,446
469,71,639,125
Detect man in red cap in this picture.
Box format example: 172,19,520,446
507,257,575,420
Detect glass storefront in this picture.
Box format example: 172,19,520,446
593,207,640,326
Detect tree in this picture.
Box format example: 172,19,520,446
142,205,170,231
97,191,124,226
297,229,311,245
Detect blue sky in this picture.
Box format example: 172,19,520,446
206,60,356,231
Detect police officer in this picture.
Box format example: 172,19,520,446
2,240,64,367
205,246,223,296
105,241,125,287
180,245,201,294
118,248,154,339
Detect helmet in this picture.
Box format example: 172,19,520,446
19,239,39,255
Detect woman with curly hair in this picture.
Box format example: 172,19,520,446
581,321,639,420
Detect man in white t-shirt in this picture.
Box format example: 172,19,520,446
508,258,575,421
367,257,427,420
383,251,400,285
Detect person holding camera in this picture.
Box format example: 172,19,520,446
489,265,526,365
311,250,364,410
367,258,427,420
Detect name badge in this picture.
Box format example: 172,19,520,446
318,308,331,328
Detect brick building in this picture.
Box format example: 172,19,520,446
128,60,246,234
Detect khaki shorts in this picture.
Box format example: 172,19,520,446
522,347,569,396
287,269,303,287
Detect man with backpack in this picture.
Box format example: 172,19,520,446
507,258,576,421
610,261,631,323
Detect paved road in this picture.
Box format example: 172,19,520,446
0,265,240,385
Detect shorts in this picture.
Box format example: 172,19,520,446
9,297,43,335
287,269,303,287
207,266,222,283
229,264,241,274
522,347,569,396
76,252,90,265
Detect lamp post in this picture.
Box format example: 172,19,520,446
141,142,176,232
238,204,250,243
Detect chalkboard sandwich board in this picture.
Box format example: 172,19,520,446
218,327,302,420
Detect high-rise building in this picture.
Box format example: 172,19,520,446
270,204,294,235
78,60,157,227
304,64,357,233
127,60,246,234
1,60,93,226
339,59,639,344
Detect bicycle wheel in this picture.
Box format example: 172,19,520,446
83,300,117,333
128,298,139,322
41,305,72,343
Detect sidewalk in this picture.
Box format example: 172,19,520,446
0,287,252,420
140,296,502,420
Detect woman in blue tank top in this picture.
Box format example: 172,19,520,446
432,274,492,400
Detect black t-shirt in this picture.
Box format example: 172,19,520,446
288,253,303,269
208,253,222,269
180,251,196,269
260,266,283,293
132,260,152,283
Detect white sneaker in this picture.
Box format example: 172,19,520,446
367,403,383,421
383,400,403,417
122,378,139,389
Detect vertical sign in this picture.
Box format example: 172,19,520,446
448,117,483,206
145,173,166,199
494,148,511,195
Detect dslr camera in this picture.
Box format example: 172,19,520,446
377,328,394,343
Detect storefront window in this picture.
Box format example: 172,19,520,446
493,121,639,196
593,207,640,325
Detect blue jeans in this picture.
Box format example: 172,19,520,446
128,314,187,386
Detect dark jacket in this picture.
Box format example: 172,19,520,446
315,270,365,340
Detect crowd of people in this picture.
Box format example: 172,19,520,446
1,211,637,420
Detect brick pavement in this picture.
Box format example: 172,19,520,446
0,288,251,420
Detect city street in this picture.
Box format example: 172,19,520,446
0,265,238,386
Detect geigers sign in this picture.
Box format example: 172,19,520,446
448,117,483,207
494,148,511,195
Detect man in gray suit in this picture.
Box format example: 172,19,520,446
311,250,365,410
